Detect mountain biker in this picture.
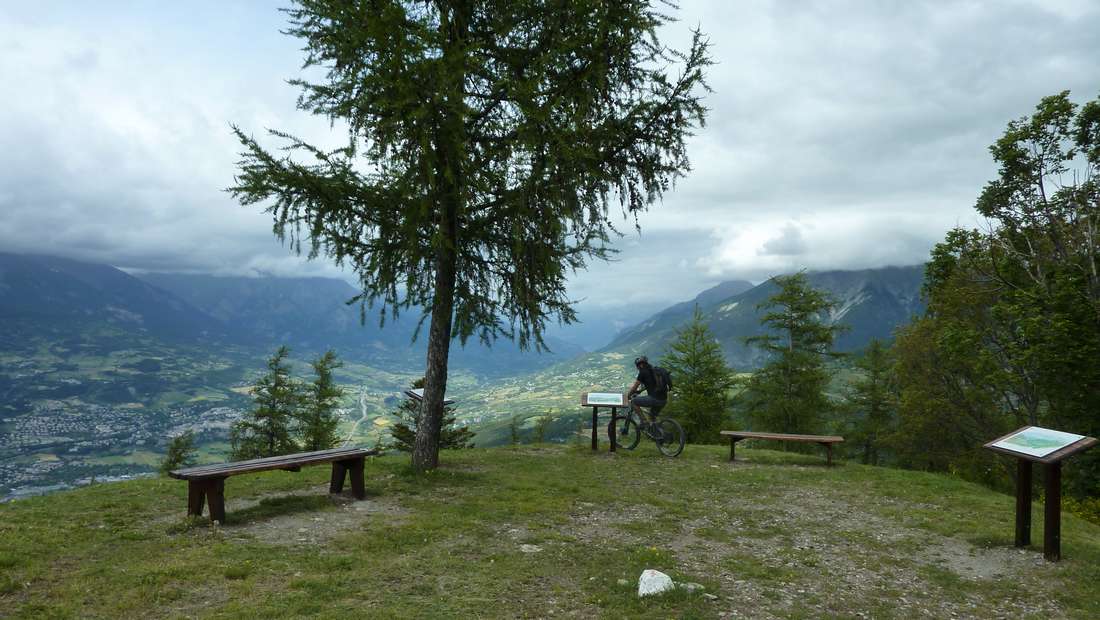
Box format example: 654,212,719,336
626,356,669,424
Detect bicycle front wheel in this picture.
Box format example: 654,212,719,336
608,413,640,451
654,418,685,457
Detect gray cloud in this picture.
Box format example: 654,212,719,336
759,224,807,257
1,0,1099,312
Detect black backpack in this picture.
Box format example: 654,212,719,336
653,366,673,394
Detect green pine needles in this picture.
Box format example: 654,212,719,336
159,430,197,475
739,273,845,436
300,350,346,452
841,339,897,465
661,306,735,444
388,378,476,452
230,346,347,460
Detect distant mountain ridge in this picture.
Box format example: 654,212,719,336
0,253,582,376
138,271,585,375
605,278,754,350
0,253,926,375
603,265,925,368
0,253,226,345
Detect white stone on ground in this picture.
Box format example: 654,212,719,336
637,569,674,597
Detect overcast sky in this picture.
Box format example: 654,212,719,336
2,1,1099,312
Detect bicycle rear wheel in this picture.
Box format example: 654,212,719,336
654,418,685,457
608,413,640,451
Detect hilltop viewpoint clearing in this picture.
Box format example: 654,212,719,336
2,444,1099,618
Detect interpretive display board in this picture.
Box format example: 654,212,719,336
404,388,456,406
583,392,626,407
985,426,1094,463
580,392,627,452
983,425,1098,561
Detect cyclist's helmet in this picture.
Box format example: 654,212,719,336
634,355,649,368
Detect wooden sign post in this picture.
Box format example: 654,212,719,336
580,392,626,453
983,426,1097,561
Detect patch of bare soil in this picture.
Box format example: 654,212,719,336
563,501,660,544
221,484,410,547
556,489,1065,618
693,488,1061,619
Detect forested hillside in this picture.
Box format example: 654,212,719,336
606,266,924,369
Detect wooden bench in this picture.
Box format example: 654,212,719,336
169,447,377,523
721,431,844,466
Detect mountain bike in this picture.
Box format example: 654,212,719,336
608,406,685,457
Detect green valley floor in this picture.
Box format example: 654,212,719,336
2,444,1099,619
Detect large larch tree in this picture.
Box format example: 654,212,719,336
230,0,712,470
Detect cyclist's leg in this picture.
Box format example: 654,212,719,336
650,402,665,420
632,395,664,426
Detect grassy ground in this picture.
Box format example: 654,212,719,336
2,443,1099,619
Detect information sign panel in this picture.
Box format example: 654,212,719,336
404,388,455,406
584,392,625,406
989,427,1086,459
984,425,1098,561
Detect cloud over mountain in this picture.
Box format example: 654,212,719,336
2,1,1099,306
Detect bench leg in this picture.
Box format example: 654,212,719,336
348,457,366,500
730,437,744,462
329,461,348,494
823,443,833,467
206,478,226,524
187,480,206,518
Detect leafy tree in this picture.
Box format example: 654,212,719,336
389,378,475,452
660,305,735,443
230,1,712,471
298,349,346,451
739,273,844,435
892,92,1100,495
841,339,897,465
231,346,304,460
891,313,1009,484
159,430,197,475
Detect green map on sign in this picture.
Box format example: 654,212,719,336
992,427,1085,458
1003,435,1066,450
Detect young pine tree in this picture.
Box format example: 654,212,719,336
533,411,554,443
661,306,735,444
388,378,475,452
740,273,844,435
842,339,897,465
298,350,346,451
231,346,304,460
159,430,197,475
509,416,522,447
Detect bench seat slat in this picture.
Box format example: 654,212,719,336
169,447,376,480
720,431,844,443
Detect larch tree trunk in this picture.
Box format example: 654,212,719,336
412,2,467,472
